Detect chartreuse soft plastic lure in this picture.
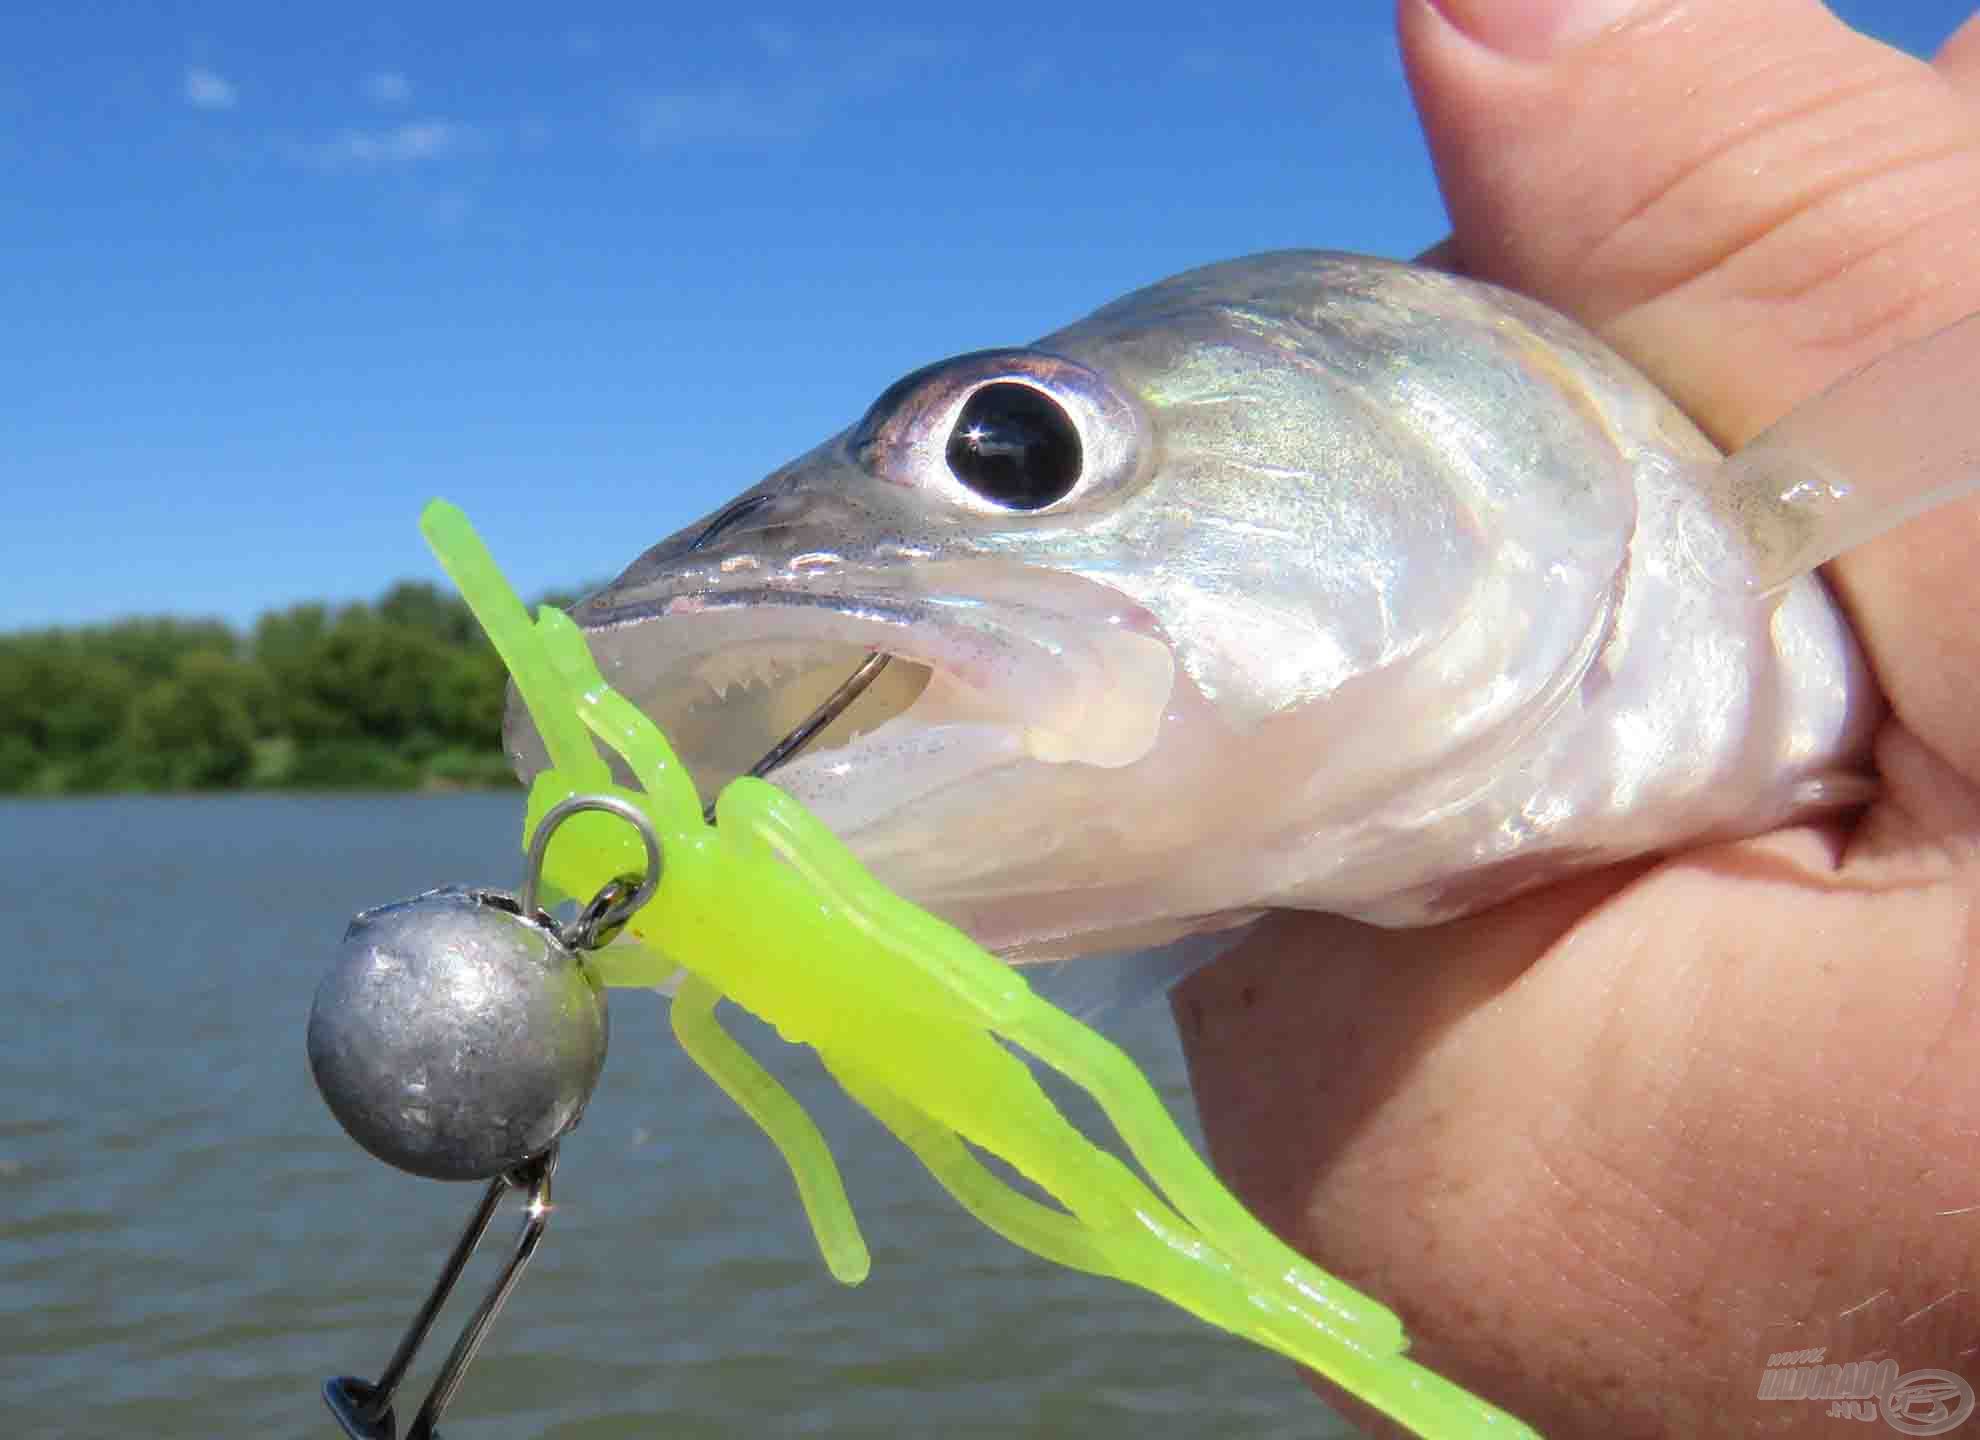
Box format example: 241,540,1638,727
421,498,1538,1440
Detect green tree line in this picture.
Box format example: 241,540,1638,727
0,581,580,794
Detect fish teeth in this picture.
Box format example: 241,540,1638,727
693,647,807,697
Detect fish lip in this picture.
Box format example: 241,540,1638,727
508,572,1178,815
569,587,1044,737
574,584,1027,697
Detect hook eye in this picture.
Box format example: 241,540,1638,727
520,793,663,925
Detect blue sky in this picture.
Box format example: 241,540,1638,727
1,2,1965,631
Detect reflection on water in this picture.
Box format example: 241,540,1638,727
1,793,1351,1438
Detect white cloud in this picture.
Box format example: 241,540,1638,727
182,66,237,111
632,29,945,149
364,70,411,106
292,119,472,171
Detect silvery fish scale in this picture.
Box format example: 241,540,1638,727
508,253,1873,962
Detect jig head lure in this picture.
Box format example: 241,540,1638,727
306,794,651,1439
307,692,886,1437
303,500,1542,1440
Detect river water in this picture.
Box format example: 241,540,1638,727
2,793,1353,1438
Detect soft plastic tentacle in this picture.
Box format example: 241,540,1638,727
1011,1001,1403,1349
733,778,1031,1026
535,605,704,826
420,502,608,790
825,1056,1118,1279
670,973,870,1285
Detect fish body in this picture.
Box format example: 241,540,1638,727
509,252,1875,962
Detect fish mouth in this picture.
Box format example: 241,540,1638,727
505,566,1178,833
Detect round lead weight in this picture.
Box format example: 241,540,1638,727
308,885,609,1182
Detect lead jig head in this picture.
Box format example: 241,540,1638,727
307,793,661,1440
308,884,608,1182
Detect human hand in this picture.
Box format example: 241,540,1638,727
1174,2,1980,1434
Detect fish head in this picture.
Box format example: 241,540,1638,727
508,253,1642,958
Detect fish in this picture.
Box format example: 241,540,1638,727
506,251,1882,966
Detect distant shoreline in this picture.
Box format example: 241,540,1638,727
2,579,581,799
0,776,521,800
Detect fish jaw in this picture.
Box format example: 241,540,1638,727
504,551,1205,944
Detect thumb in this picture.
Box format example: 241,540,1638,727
1400,0,1980,448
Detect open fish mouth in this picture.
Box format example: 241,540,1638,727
504,570,1179,831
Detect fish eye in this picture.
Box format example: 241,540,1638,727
944,383,1082,511
849,349,1144,514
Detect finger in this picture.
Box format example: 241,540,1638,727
1400,0,1980,781
1410,234,1463,273
1401,0,1980,443
1934,12,1980,97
